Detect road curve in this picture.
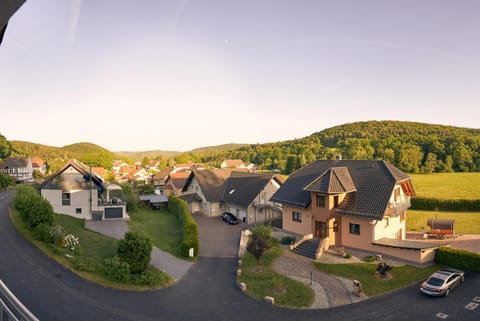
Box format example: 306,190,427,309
1,190,479,321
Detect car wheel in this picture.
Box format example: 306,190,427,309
444,288,450,296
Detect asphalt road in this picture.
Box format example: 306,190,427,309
1,190,479,321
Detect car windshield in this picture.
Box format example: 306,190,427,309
427,277,444,286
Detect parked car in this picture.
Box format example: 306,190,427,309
221,212,239,225
420,269,465,296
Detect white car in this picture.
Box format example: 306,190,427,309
420,269,465,297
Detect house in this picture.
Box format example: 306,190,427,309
181,169,283,224
222,174,283,224
0,157,33,182
40,160,128,220
221,159,245,169
270,160,436,264
92,167,106,181
31,158,48,175
153,168,173,194
167,171,191,196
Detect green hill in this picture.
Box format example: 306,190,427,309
185,121,480,174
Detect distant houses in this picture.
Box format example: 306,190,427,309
0,157,33,183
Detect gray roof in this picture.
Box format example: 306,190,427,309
222,174,276,208
183,169,233,202
303,166,356,194
0,157,30,169
139,194,168,203
270,160,413,220
40,159,105,192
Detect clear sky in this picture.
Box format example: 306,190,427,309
1,0,479,152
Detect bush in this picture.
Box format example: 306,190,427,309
72,256,96,272
27,199,55,229
13,184,55,229
49,225,67,247
104,256,131,282
280,236,295,245
130,271,156,285
168,196,199,258
344,253,352,259
435,246,480,272
0,173,15,190
117,231,153,274
363,255,376,262
33,223,52,243
412,197,480,211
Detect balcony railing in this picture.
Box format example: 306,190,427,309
0,279,39,321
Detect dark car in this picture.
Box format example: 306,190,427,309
420,269,465,296
221,212,239,225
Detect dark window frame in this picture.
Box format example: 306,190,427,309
349,223,360,235
292,211,302,222
62,192,71,206
316,195,326,208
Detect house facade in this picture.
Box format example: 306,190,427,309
31,158,47,175
182,169,283,224
40,160,128,220
0,157,33,182
270,160,432,263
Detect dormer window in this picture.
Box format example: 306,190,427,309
316,195,325,208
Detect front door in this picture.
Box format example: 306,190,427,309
315,221,327,238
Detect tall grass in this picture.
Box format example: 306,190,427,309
407,210,480,234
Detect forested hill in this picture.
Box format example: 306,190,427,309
184,121,480,174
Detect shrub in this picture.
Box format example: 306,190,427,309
27,199,55,229
49,224,67,247
72,256,96,272
130,271,156,285
13,184,55,229
104,256,131,282
168,196,199,258
0,173,15,190
63,234,80,253
344,253,352,259
363,255,376,262
33,223,52,243
411,197,480,212
435,246,480,272
117,231,153,274
280,236,295,245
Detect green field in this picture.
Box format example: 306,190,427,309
407,210,480,234
410,172,480,200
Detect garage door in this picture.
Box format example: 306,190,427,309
104,207,123,219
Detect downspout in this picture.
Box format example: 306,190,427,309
89,167,93,216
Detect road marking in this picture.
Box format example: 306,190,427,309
465,302,478,311
473,296,480,303
436,312,448,319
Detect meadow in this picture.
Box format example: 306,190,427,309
410,172,480,200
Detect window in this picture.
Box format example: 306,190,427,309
349,223,360,235
394,187,401,201
333,221,339,232
62,192,71,206
316,195,325,208
76,208,82,214
292,211,302,222
333,195,339,208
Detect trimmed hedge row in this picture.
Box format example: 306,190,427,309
411,197,480,212
435,246,480,273
168,196,199,258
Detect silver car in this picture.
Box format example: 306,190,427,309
420,269,465,296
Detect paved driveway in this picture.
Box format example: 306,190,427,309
193,211,244,258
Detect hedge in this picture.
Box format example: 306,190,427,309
168,195,199,258
411,198,480,211
435,246,480,273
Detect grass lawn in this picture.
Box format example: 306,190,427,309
407,210,480,234
127,208,188,260
410,172,480,200
238,247,314,308
313,262,440,297
10,209,173,290
56,214,118,264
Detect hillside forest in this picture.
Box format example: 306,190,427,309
1,121,480,175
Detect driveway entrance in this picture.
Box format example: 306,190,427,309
193,211,244,258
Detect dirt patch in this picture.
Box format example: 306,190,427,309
272,286,287,295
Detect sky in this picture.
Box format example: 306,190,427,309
1,0,480,152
